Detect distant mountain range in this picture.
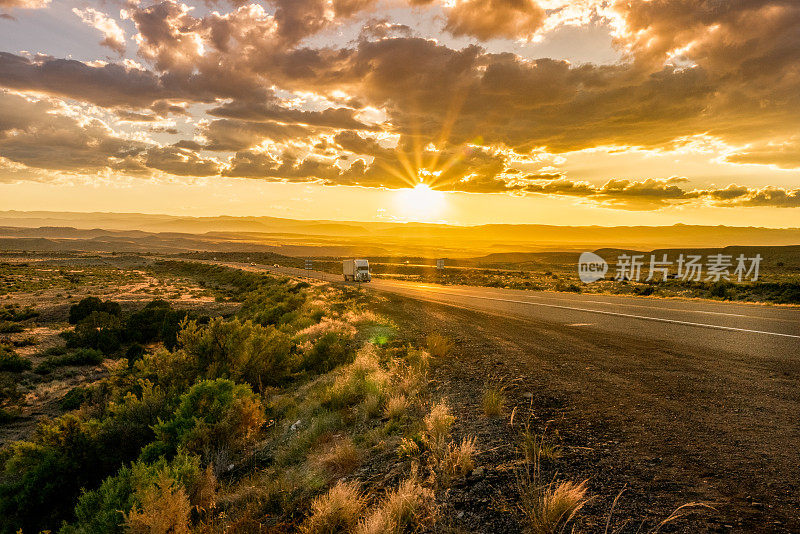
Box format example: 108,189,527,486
0,211,799,257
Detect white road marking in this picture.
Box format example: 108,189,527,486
386,282,792,321
439,292,800,339
248,265,800,339
567,323,594,327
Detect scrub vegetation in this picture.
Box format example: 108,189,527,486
0,261,479,533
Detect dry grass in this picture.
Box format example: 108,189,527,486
520,427,561,464
397,437,421,460
299,481,365,534
384,394,409,420
424,401,454,452
425,333,454,359
519,477,589,534
125,474,192,534
439,436,477,484
482,386,506,417
311,436,360,475
357,477,436,534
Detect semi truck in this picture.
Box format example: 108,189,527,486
342,259,371,282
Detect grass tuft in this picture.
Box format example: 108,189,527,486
482,385,506,417
519,478,589,534
520,426,561,464
357,477,436,534
425,333,454,359
299,481,365,534
439,436,477,484
384,394,409,420
424,401,454,452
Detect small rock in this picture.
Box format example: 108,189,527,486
290,419,301,431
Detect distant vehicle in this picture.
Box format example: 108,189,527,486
342,259,371,282
250,262,256,266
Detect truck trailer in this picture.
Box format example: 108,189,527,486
342,259,371,282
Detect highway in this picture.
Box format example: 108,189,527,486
219,260,800,529
236,262,800,360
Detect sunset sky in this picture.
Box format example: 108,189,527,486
0,0,798,226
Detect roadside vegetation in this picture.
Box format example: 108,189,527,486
307,258,800,304
0,256,719,532
0,261,480,533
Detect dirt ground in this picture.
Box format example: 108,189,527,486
370,291,799,533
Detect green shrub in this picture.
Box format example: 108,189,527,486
0,416,107,533
178,318,293,389
64,312,124,354
147,379,264,462
0,385,171,533
60,387,89,411
125,300,190,350
0,408,22,424
301,332,354,373
0,322,24,334
0,304,38,322
69,297,121,325
35,348,104,374
0,345,32,372
67,453,215,534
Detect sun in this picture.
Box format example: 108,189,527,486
394,183,447,221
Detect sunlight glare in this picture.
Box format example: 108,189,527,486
394,183,447,221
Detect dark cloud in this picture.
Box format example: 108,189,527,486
725,140,800,169
0,91,146,172
735,187,800,208
209,100,379,130
0,52,188,109
143,146,221,176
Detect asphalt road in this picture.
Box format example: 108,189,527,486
221,261,800,529
237,262,800,360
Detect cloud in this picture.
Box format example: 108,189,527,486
733,187,800,208
143,146,221,176
0,0,797,211
0,0,49,8
0,91,146,172
444,0,546,41
73,7,127,55
725,139,800,169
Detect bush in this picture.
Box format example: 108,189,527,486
301,332,354,374
126,343,146,365
69,453,215,534
178,317,293,389
0,322,24,334
69,297,121,325
60,386,89,411
147,379,264,462
66,312,124,354
0,415,108,533
0,345,32,372
0,304,38,322
35,348,104,374
125,300,189,350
